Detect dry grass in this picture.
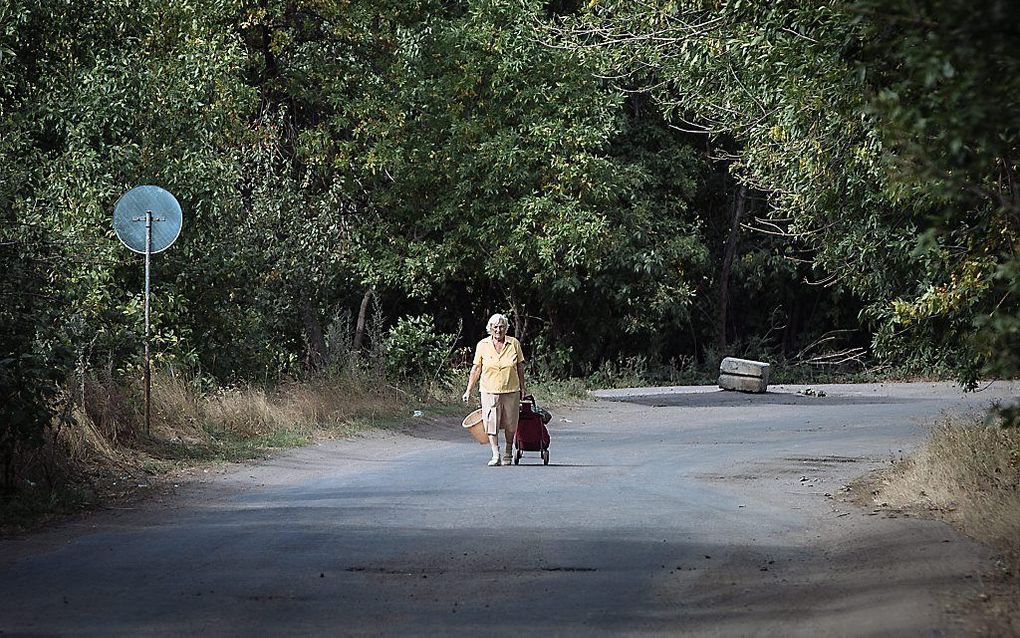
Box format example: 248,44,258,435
872,419,1020,560
145,372,414,450
227,377,408,430
859,416,1020,631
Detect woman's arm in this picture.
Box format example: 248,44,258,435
463,363,482,402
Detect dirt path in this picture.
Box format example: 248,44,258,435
1,382,1015,635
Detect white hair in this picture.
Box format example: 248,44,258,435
486,313,509,332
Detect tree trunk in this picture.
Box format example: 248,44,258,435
302,300,327,372
718,184,748,353
353,288,373,352
506,289,528,349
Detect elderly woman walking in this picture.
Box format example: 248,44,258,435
462,313,528,466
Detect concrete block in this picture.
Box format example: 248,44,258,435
718,373,768,393
718,357,770,393
719,357,770,381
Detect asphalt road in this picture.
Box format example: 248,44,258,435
1,382,1016,636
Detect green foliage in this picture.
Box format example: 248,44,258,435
348,0,711,368
561,0,1020,385
856,0,1020,388
384,315,457,386
0,222,73,489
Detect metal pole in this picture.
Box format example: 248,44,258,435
144,210,152,436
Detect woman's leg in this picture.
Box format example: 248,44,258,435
481,392,501,465
487,435,501,465
499,393,520,464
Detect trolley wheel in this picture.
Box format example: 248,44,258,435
542,449,549,465
514,449,521,465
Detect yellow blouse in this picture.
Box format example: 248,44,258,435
473,336,525,394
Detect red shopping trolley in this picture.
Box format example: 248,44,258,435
513,395,551,465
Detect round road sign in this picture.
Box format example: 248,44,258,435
113,186,183,254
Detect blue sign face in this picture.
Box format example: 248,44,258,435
113,186,183,254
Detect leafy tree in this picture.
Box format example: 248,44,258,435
2,0,257,470
559,0,1019,382
0,218,72,489
350,0,711,373
857,0,1020,387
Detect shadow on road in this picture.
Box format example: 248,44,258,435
0,512,975,636
605,391,927,409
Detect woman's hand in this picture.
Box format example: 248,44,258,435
462,390,471,403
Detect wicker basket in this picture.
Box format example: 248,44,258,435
461,409,488,444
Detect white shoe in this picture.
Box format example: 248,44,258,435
488,455,501,466
502,453,513,466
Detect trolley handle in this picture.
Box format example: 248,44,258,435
524,394,553,425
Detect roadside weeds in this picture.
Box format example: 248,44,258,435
850,417,1020,634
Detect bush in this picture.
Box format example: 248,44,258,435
384,315,458,390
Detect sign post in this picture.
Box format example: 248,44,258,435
113,186,183,435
